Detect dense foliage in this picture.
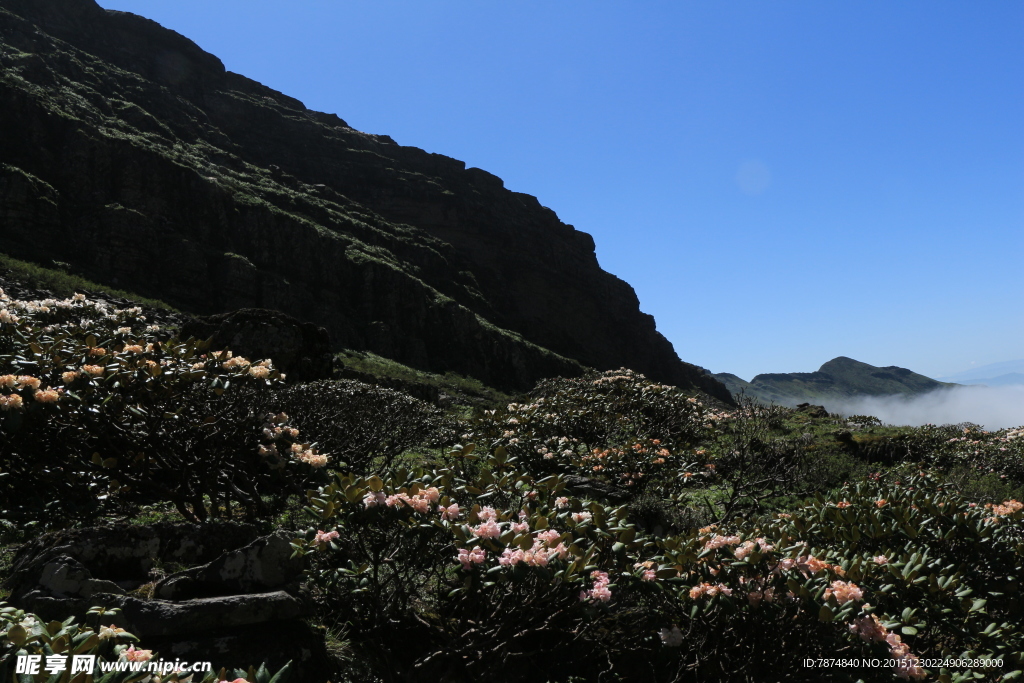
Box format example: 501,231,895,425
2,287,1022,682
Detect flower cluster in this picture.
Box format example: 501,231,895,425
498,529,569,567
580,570,613,602
457,546,486,569
849,613,926,679
688,583,733,599
257,412,329,469
823,580,864,604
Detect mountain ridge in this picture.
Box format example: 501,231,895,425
714,356,954,406
0,0,731,400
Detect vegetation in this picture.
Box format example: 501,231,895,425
1,285,1022,682
0,252,177,312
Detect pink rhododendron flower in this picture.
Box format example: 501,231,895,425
440,503,460,520
555,497,569,508
363,491,386,508
477,506,498,522
824,580,863,604
579,570,612,602
313,529,339,546
34,389,60,404
457,547,486,569
510,521,530,534
473,520,501,539
703,534,740,550
122,645,154,662
571,512,592,524
536,529,561,545
0,394,23,410
873,555,889,565
849,614,887,642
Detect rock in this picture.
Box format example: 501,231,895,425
5,522,259,601
563,475,633,504
180,308,333,382
154,532,303,600
795,403,829,418
0,0,734,401
35,556,124,599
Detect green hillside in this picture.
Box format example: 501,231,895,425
715,356,956,405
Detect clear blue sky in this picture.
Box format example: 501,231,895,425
97,0,1023,381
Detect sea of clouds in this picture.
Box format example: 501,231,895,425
823,385,1024,431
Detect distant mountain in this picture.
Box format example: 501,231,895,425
938,360,1024,387
947,373,1024,388
714,356,955,406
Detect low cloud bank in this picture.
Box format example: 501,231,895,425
822,385,1024,431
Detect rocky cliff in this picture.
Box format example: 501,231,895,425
0,0,730,399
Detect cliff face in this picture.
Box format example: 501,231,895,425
0,0,731,399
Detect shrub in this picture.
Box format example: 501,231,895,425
292,438,1023,682
274,379,457,474
0,290,326,530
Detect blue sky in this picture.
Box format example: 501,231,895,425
97,0,1023,381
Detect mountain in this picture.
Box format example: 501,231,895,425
713,356,954,405
938,360,1024,387
0,0,731,400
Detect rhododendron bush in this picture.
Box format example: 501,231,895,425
293,440,1022,681
0,290,326,527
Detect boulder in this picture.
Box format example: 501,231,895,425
795,403,830,418
154,532,303,600
180,308,333,382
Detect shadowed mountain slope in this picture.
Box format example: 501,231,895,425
715,356,954,406
0,0,730,399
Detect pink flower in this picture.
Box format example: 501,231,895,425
824,580,863,604
849,614,887,642
536,529,561,545
313,530,339,548
571,512,592,524
0,394,23,411
642,569,657,581
703,534,740,550
510,521,530,534
440,503,460,520
473,520,501,539
457,547,486,569
555,497,569,508
872,555,889,565
421,487,441,503
363,491,386,508
580,570,613,602
477,506,498,522
123,645,154,662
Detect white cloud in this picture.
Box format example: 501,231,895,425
823,385,1024,431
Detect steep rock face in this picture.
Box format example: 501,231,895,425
0,0,730,400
